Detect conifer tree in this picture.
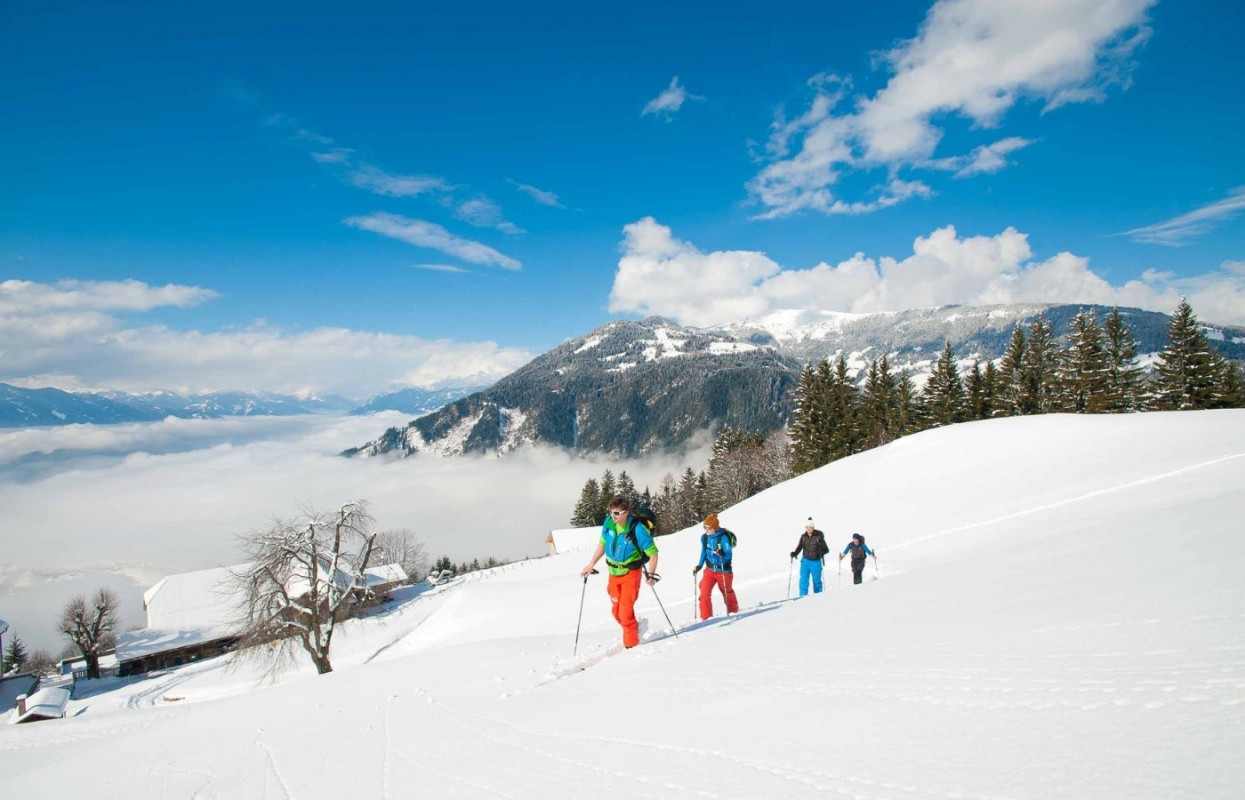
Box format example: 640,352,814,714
570,478,602,527
598,470,617,508
616,470,638,509
1103,307,1144,412
1057,309,1111,413
1154,299,1222,410
923,340,967,427
653,472,678,534
996,325,1027,416
964,361,989,420
826,356,861,461
3,634,28,674
860,355,899,448
895,369,924,435
1022,315,1059,414
1219,360,1245,408
789,364,821,474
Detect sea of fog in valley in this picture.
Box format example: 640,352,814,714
0,413,705,654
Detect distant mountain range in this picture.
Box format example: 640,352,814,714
347,303,1245,458
0,383,483,429
0,385,357,428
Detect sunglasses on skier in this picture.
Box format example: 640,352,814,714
609,509,627,516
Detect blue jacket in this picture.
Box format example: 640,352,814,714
696,529,734,573
601,516,657,575
843,540,875,559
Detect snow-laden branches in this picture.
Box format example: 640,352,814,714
234,501,377,675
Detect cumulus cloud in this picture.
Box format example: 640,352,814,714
749,0,1155,216
344,212,522,269
0,279,533,396
609,217,1245,327
0,414,707,652
642,77,704,119
1124,186,1245,246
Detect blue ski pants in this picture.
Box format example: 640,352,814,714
799,558,824,596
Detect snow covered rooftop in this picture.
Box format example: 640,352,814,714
546,525,600,554
141,563,243,634
10,686,69,723
364,563,408,587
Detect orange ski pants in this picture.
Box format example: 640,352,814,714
607,569,643,648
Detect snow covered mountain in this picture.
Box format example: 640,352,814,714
713,302,1245,371
5,410,1242,798
348,303,1245,458
346,316,802,457
347,385,482,416
0,384,354,428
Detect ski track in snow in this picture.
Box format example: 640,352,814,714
895,450,1245,552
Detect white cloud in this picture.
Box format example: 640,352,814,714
350,164,452,198
1124,187,1245,246
0,278,217,315
310,148,355,164
344,212,522,270
510,180,565,208
454,197,525,235
0,279,533,396
642,77,704,119
413,263,469,274
610,218,1245,327
749,0,1155,217
0,415,706,653
925,137,1035,178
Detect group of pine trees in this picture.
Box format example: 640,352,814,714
791,300,1244,475
430,554,511,577
568,427,792,534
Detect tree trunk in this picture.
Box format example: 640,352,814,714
312,653,333,674
85,652,101,680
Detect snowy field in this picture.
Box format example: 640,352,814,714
2,410,1243,799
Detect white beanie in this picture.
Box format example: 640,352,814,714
805,517,815,528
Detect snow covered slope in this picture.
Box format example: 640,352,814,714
3,411,1243,798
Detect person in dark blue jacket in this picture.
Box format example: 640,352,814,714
693,513,738,619
839,532,875,585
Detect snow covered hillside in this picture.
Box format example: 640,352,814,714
3,411,1243,798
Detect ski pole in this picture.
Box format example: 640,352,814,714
642,567,679,639
787,558,794,599
692,572,698,624
874,553,880,579
573,569,598,656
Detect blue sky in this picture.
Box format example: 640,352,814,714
3,0,1243,397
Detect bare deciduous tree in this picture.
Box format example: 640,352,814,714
373,528,428,583
59,588,120,679
235,501,378,675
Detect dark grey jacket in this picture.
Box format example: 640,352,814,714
791,530,828,561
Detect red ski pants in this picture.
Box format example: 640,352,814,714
699,569,739,620
608,569,643,648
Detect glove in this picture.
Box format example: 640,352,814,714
790,552,797,560
692,565,701,574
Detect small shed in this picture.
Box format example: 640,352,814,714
364,563,410,598
11,686,71,723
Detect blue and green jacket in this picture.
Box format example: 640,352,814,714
601,516,658,576
696,529,734,573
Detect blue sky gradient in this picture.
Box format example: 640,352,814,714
3,0,1243,396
